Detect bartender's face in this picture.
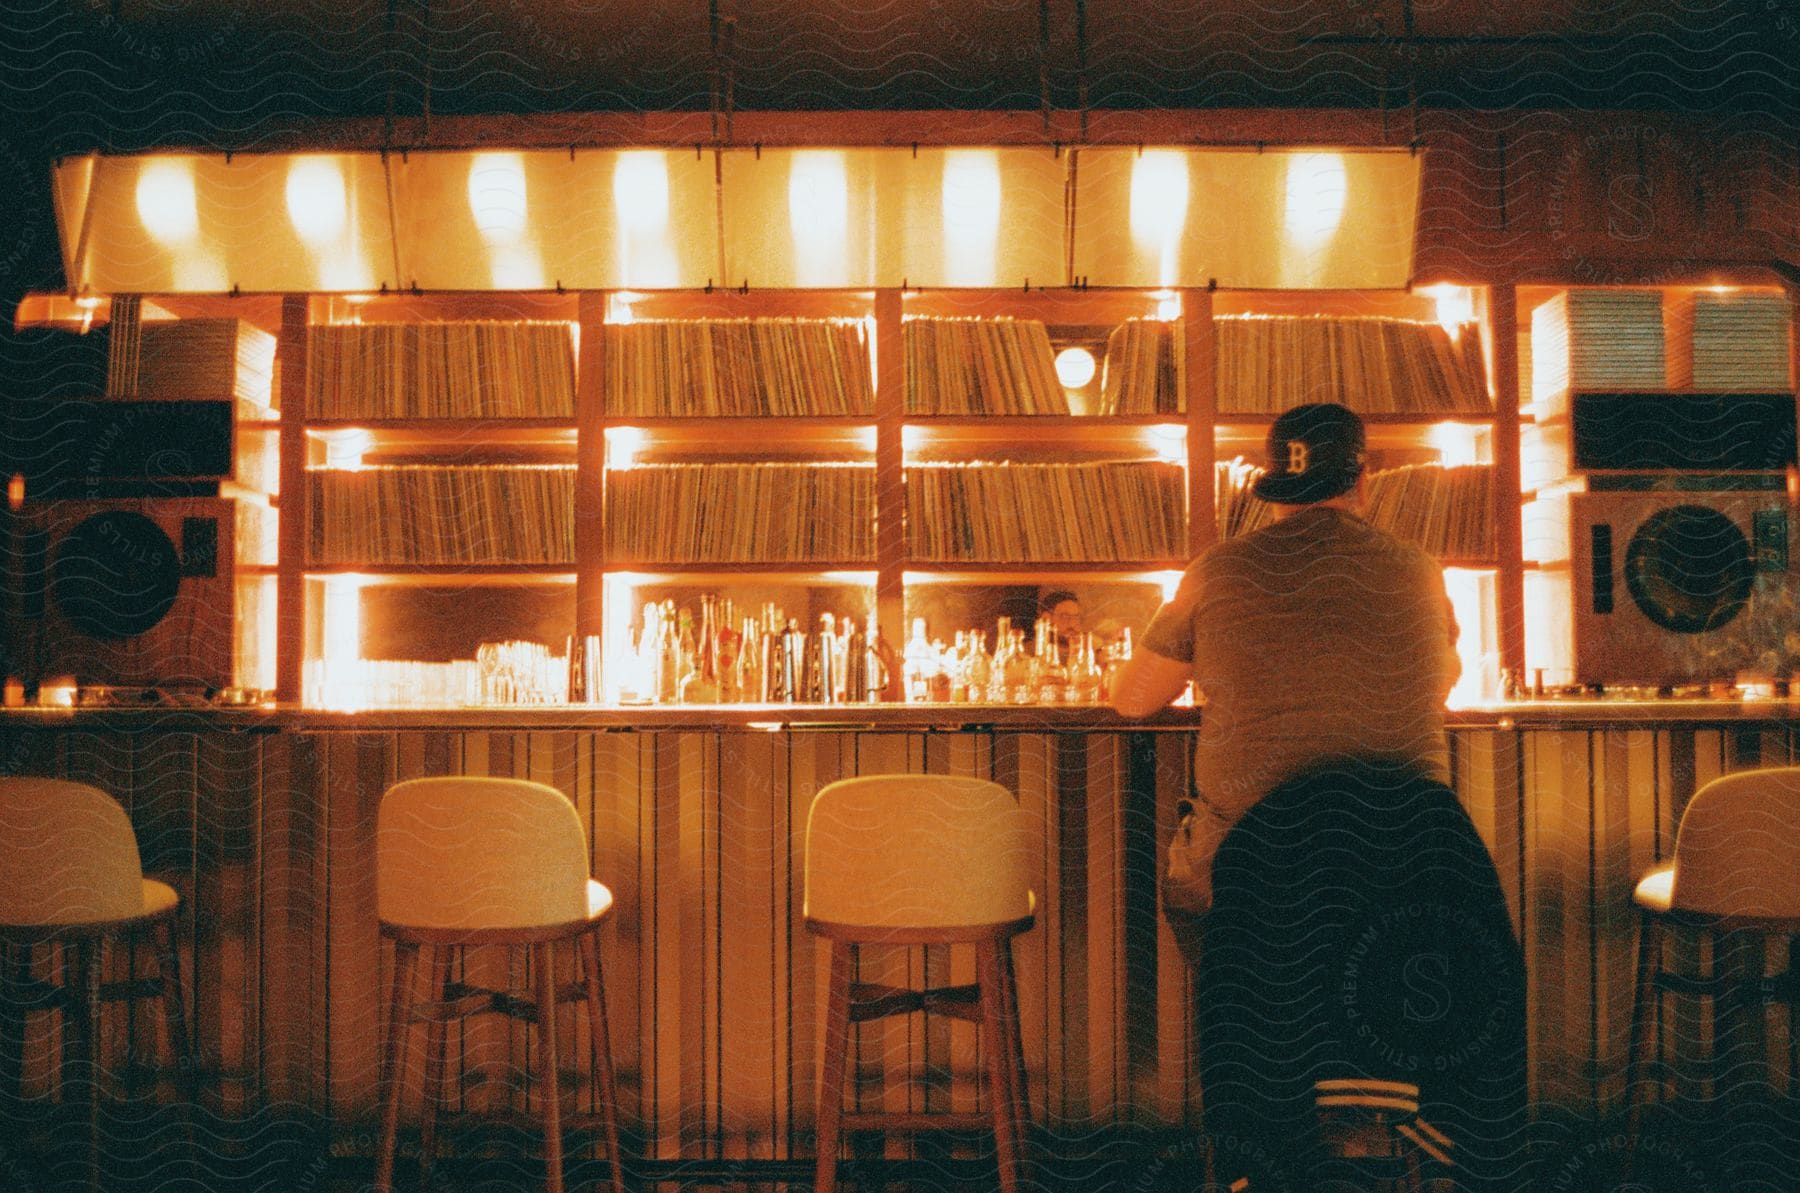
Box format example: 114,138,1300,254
1051,600,1082,638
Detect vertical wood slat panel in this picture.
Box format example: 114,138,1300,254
30,719,1800,1158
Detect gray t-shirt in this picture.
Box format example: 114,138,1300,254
1141,506,1457,825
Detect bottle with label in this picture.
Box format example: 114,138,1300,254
863,611,888,702
683,594,722,704
903,618,934,702
1068,632,1101,704
1004,627,1033,703
966,631,992,703
1038,627,1068,703
655,603,679,704
736,617,760,704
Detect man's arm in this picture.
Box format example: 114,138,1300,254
1110,647,1192,717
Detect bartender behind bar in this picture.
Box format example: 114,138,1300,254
1112,402,1527,1190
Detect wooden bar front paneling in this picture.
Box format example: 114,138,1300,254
5,713,1800,1168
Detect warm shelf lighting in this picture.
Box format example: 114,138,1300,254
286,156,348,245
1429,421,1486,468
613,152,676,286
788,150,850,288
941,150,1001,286
6,473,24,511
606,426,647,470
467,153,528,244
319,427,374,471
135,158,198,244
1130,151,1189,286
1282,152,1347,248
1419,283,1475,338
1054,347,1098,389
1443,567,1497,707
1147,424,1188,464
1152,290,1183,322
1153,569,1185,603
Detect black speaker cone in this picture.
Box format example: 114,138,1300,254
1624,505,1753,635
51,511,182,639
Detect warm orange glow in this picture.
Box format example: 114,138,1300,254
37,677,78,708
6,473,24,511
467,153,528,244
1419,283,1475,338
1442,567,1496,706
612,152,677,286
1147,424,1189,464
319,427,374,471
606,425,647,470
788,151,850,288
940,150,1002,286
286,156,348,245
1152,291,1183,322
1130,151,1189,285
1154,569,1184,603
1054,347,1098,389
1428,421,1486,468
1283,153,1348,248
135,158,198,243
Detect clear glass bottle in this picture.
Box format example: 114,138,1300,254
1004,627,1033,703
903,618,933,702
966,630,992,703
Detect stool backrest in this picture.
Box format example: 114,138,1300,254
804,774,1031,930
378,777,590,931
1671,766,1800,920
0,778,146,926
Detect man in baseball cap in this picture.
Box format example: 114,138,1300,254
1111,401,1523,1188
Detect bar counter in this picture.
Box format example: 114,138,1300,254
3,699,1796,1173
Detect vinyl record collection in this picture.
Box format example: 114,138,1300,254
1530,290,1666,403
1216,316,1491,414
1098,319,1183,415
1669,292,1792,391
1214,457,1276,539
308,465,576,564
904,317,1068,414
108,310,277,409
1215,459,1493,560
907,461,1186,562
306,322,577,418
604,319,875,416
1363,463,1495,560
606,463,876,562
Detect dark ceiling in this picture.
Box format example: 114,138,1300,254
0,1,1796,301
3,1,1797,155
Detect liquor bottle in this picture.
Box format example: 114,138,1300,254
1038,627,1068,703
655,603,679,704
1068,632,1102,704
988,620,1013,703
683,594,722,704
947,631,969,701
863,611,888,703
782,619,806,702
767,620,788,702
736,617,761,704
966,631,992,703
928,637,952,702
903,618,933,702
1004,627,1033,703
817,614,839,704
844,616,867,702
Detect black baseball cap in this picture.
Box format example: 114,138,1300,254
1251,402,1367,505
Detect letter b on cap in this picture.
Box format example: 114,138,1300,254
1287,441,1310,474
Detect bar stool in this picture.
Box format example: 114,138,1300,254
1625,766,1800,1125
374,777,626,1193
803,774,1034,1193
0,777,197,1193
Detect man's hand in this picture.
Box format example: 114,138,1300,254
1110,648,1192,718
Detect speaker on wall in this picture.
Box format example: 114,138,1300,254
4,498,237,689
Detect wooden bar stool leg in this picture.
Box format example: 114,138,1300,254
417,944,455,1184
1624,914,1659,1135
375,940,422,1193
535,942,566,1193
579,932,626,1193
976,942,1020,1193
1788,935,1799,1098
814,940,854,1193
152,915,199,1160
70,938,104,1193
998,943,1028,1146
0,943,26,1105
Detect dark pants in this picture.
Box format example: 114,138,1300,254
1195,761,1529,1191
